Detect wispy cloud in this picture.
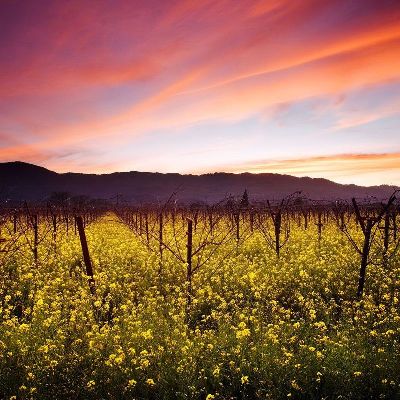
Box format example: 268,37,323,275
0,0,399,183
332,99,400,131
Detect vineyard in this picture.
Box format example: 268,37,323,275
0,193,400,399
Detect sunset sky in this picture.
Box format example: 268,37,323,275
1,0,400,185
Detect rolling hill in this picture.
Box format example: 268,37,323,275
0,161,397,204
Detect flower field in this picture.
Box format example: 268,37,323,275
0,210,399,399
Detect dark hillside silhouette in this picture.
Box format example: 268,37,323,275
0,161,397,203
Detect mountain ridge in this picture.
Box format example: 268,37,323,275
0,161,397,203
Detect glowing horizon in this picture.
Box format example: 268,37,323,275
1,0,400,186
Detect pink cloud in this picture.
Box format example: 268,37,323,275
0,0,400,178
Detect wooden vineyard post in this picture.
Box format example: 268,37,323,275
340,212,345,230
52,214,57,235
380,210,397,268
33,215,38,263
145,213,149,246
316,212,323,242
13,213,17,234
52,214,57,249
158,212,164,279
274,211,282,258
194,211,198,231
75,216,96,295
159,213,163,258
0,219,4,252
357,219,373,299
186,218,193,309
303,210,308,230
65,214,69,235
235,212,240,241
383,212,390,265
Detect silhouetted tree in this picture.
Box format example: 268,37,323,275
240,189,249,208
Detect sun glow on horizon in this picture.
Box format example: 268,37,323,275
206,153,400,187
